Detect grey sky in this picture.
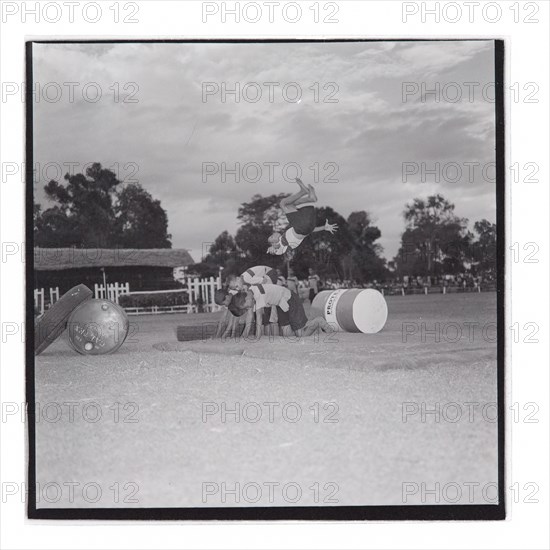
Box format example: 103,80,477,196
33,40,496,263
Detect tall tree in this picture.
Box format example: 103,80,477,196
34,202,77,247
471,219,497,276
347,211,387,281
204,230,238,265
34,163,172,249
237,193,289,228
394,194,471,277
115,183,172,248
197,230,243,277
41,163,119,247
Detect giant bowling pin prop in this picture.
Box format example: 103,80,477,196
311,289,388,333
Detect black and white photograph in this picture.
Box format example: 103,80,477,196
28,38,504,520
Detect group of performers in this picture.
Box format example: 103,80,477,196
215,178,338,339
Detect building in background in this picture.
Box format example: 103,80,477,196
34,247,194,294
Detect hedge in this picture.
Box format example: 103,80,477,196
119,292,190,309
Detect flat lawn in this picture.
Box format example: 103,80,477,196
34,292,499,508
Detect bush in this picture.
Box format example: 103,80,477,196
119,291,190,309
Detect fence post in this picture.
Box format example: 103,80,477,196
49,287,59,305
186,278,193,305
210,277,215,307
34,288,45,315
212,276,219,310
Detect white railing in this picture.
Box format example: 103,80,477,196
35,277,223,316
34,286,60,315
94,282,130,303
186,276,222,310
119,276,223,315
123,304,199,316
49,287,59,304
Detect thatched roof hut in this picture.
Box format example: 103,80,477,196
33,248,195,293
34,247,194,271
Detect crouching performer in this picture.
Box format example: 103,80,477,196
229,283,334,340
214,265,279,338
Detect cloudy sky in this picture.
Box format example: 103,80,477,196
33,40,496,262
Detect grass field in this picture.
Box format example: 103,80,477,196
34,292,498,508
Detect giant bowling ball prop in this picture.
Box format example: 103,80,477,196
311,289,388,334
67,299,129,355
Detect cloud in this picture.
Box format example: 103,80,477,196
32,40,497,261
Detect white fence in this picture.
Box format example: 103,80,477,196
34,287,60,315
187,276,221,309
121,290,196,315
34,277,222,316
94,282,130,303
101,276,222,315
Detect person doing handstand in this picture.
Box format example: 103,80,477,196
267,178,337,256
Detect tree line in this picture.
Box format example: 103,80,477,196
195,193,496,282
33,164,496,282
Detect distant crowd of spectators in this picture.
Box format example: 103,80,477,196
393,272,494,288
275,269,497,301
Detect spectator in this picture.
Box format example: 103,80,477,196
286,269,299,294
308,268,321,302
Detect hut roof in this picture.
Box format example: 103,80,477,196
34,248,194,271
